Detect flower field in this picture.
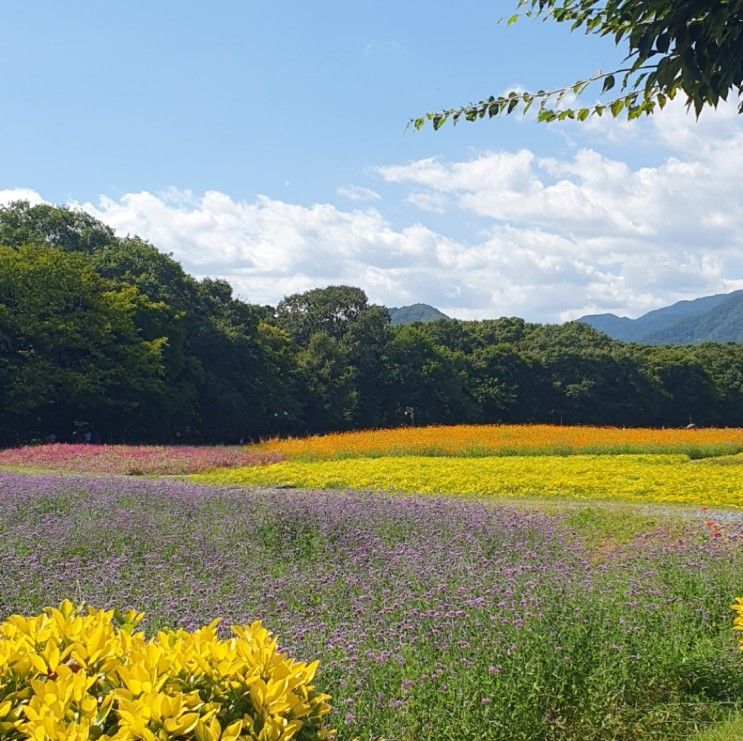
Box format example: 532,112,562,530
195,453,743,508
2,426,743,738
1,471,742,738
252,424,743,460
0,444,278,475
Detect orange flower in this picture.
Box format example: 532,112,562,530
251,424,743,461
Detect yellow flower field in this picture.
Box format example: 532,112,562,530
195,453,743,509
251,424,743,460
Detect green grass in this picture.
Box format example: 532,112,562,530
692,713,743,740
563,507,689,552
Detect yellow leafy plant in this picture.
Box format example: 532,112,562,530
0,601,333,740
733,597,743,652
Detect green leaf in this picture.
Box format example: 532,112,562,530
412,0,742,131
610,98,624,117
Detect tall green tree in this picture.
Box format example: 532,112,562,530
0,245,166,444
471,344,539,422
341,305,393,428
276,286,372,345
0,201,116,252
386,325,477,425
296,332,358,432
647,347,720,426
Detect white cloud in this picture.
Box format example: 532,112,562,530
363,39,406,56
3,101,741,322
337,185,381,202
405,191,448,213
375,100,743,318
0,188,45,206
78,190,459,308
69,188,659,320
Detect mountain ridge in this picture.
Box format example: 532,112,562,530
579,290,743,344
389,290,743,343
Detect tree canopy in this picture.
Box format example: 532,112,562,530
414,0,743,130
1,201,742,445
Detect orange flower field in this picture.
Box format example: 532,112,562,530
252,424,743,460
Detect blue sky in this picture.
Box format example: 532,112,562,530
2,1,741,320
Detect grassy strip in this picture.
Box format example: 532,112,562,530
692,714,743,740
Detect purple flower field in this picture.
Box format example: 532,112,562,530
1,471,742,739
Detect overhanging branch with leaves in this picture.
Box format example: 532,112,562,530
412,0,743,130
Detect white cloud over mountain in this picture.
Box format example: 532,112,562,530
2,101,741,322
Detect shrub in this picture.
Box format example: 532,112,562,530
0,601,333,740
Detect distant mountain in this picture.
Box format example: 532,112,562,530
389,303,450,326
579,290,743,344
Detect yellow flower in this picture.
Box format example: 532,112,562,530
195,453,743,509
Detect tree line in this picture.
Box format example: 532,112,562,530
1,201,742,446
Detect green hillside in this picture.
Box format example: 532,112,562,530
388,303,450,326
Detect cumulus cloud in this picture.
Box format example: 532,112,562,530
3,101,741,322
337,185,381,202
0,188,46,206
71,188,652,320
78,190,462,308
376,100,743,318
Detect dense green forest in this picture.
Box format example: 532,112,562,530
1,201,742,445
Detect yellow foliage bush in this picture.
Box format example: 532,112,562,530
0,601,333,741
734,597,743,652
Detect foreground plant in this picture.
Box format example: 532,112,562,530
734,597,743,652
0,601,333,740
